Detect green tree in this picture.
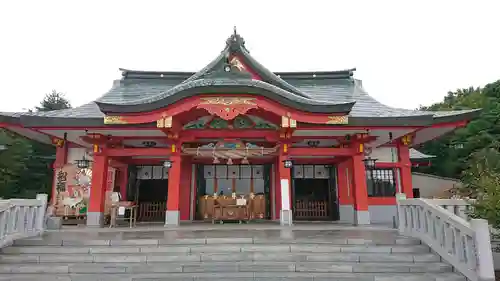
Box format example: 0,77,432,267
0,91,71,199
36,90,71,112
460,147,500,230
416,81,500,179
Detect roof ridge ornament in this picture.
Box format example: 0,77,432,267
226,26,246,52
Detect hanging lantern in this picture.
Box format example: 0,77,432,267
227,158,233,165
213,157,220,164
163,160,173,169
75,150,92,169
283,159,293,169
363,157,377,170
75,158,91,169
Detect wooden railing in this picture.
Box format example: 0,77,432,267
397,194,494,281
137,201,166,222
0,194,48,248
294,200,328,220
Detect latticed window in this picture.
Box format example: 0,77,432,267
367,168,396,197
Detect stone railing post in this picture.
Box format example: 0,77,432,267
35,194,48,234
470,219,495,281
395,193,406,234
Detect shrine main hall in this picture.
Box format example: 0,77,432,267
0,31,478,227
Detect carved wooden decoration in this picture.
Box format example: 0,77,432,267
281,116,297,128
230,57,246,72
326,115,348,125
157,116,172,128
103,115,127,124
197,97,257,120
401,134,413,146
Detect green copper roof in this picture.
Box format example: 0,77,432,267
0,30,481,127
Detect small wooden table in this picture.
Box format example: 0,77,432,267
109,205,137,228
212,204,249,224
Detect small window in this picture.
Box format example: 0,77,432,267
367,168,396,197
413,188,420,198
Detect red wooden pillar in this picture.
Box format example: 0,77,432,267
397,144,413,198
351,153,370,225
179,158,192,221
165,154,181,226
87,154,109,227
51,144,68,205
336,160,351,205
278,145,292,226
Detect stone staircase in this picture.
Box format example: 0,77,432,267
0,228,465,281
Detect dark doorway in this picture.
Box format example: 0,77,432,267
136,179,168,222
291,165,339,221
129,165,170,222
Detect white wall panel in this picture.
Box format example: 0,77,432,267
367,147,398,163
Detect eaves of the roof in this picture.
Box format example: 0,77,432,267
410,148,435,160
96,78,356,114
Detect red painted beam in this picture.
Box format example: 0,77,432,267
297,125,425,130
103,148,172,157
180,130,279,141
119,158,166,165
288,147,354,156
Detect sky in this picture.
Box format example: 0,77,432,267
0,0,499,112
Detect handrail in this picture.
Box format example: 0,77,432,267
423,199,474,221
0,194,48,248
397,194,495,281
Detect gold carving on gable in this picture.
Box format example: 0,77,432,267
230,57,246,71
103,115,127,124
326,116,348,125
197,97,258,120
199,97,256,106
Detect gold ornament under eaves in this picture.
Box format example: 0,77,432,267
103,116,127,124
326,115,348,125
199,97,256,106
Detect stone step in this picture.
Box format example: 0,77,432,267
1,244,430,254
0,261,453,274
0,252,441,263
12,237,422,246
0,272,466,281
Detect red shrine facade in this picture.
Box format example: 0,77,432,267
0,30,478,227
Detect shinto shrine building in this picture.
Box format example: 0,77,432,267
0,31,479,227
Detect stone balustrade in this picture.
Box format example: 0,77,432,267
423,199,473,221
0,194,48,248
397,194,495,281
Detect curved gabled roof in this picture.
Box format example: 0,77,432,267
96,30,357,114
0,30,482,127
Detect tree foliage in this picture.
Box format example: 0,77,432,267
36,90,72,112
0,91,71,199
460,147,500,230
416,81,500,179
416,80,500,226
